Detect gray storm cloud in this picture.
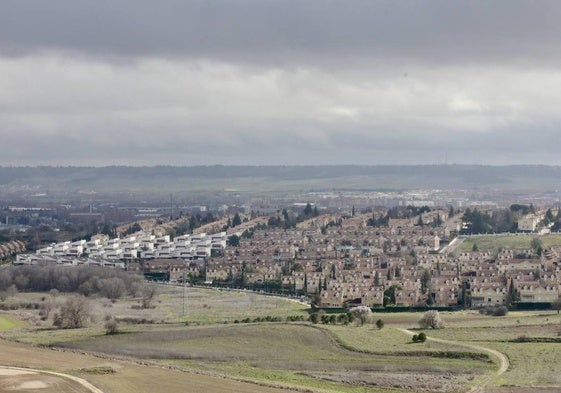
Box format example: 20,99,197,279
0,1,560,166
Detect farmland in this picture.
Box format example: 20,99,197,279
0,286,559,392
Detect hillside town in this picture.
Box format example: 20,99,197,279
9,205,561,310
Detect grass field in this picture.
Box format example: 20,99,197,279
460,233,561,253
0,315,24,331
48,323,488,393
413,310,561,389
0,288,560,392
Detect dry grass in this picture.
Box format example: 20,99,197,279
9,290,561,392
47,322,488,392
460,234,561,253
0,338,301,393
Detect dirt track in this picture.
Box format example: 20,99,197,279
0,366,99,393
0,339,301,393
398,328,509,393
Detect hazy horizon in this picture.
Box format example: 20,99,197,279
2,1,561,166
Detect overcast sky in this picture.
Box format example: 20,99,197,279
1,0,561,166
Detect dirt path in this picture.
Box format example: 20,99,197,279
0,338,305,393
0,365,104,393
398,328,509,393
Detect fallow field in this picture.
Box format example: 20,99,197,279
0,285,559,392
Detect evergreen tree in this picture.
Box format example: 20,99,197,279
232,213,242,227
506,278,518,306
421,269,431,294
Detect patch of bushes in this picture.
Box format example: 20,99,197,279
510,335,561,343
0,302,41,311
115,317,155,324
80,366,116,374
252,316,282,323
479,305,508,316
397,350,489,361
412,332,427,342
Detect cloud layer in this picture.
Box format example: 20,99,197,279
1,1,560,165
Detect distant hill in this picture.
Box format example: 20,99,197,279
0,165,560,197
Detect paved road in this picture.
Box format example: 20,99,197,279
398,328,509,393
439,236,464,254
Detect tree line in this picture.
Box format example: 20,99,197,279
0,265,143,300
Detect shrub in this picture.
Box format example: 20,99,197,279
418,332,427,342
346,312,355,324
479,305,508,316
412,334,419,342
309,313,320,324
38,300,54,321
337,313,349,325
375,319,384,330
419,310,445,329
104,318,119,335
349,306,372,326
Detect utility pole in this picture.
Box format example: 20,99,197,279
182,272,187,316
182,273,185,316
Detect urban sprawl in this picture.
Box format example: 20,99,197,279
11,206,561,310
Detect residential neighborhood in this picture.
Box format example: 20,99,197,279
10,206,561,310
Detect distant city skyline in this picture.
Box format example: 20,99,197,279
1,1,561,166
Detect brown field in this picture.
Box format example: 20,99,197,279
0,339,301,393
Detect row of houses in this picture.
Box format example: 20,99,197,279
195,211,561,309
15,231,228,265
0,240,26,259
10,208,561,310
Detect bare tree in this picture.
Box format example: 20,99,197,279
140,285,158,309
419,310,445,329
104,318,119,335
53,296,92,329
99,277,126,301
